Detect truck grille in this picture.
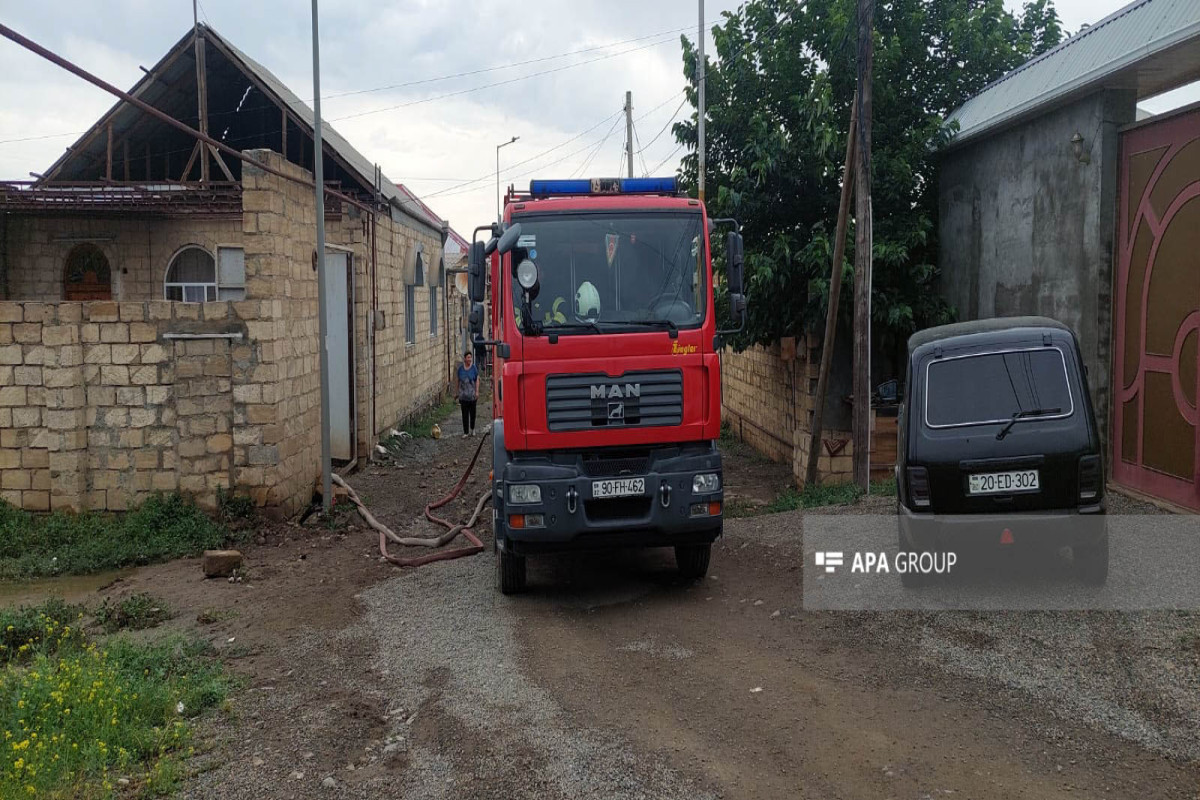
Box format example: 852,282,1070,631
581,453,651,477
546,370,683,432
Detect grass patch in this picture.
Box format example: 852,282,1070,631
0,600,232,798
0,493,227,581
401,394,458,439
760,478,898,515
94,594,172,634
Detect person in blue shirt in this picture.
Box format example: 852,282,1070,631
457,351,479,437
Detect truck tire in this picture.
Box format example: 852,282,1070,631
496,547,527,595
675,543,711,580
1074,531,1109,586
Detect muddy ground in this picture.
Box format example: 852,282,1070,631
9,396,1200,799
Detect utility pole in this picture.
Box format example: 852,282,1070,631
805,94,858,487
311,0,333,512
697,0,706,202
851,0,875,491
625,90,634,178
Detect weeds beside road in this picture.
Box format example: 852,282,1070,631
0,494,229,580
0,598,232,798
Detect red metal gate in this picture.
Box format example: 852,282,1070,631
1113,107,1200,509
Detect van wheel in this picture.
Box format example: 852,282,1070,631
496,547,527,595
675,543,711,580
1074,533,1109,586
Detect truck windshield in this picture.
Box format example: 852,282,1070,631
510,212,705,333
924,347,1075,428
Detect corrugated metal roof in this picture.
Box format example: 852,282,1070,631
946,0,1200,147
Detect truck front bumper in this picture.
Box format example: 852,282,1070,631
496,442,723,555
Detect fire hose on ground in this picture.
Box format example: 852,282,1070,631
331,430,492,567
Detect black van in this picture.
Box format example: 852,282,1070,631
897,317,1107,585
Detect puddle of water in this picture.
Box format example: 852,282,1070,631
0,568,136,609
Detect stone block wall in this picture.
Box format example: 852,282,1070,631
720,340,796,464
721,336,888,488
0,299,272,512
2,215,243,301
2,148,452,517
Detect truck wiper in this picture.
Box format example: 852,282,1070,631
624,318,678,333
995,407,1061,440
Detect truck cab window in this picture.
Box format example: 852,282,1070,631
511,212,706,333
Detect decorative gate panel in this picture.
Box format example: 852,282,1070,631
1113,108,1200,508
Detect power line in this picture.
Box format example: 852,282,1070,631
405,109,624,201
636,96,687,153
571,114,624,178
632,120,650,176
648,143,684,174
0,22,712,147
328,35,684,123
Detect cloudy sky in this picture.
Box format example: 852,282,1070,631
1,0,1195,233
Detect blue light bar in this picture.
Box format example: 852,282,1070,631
529,179,592,196
528,177,678,197
620,177,677,193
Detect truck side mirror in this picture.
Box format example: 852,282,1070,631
497,222,523,255
469,301,484,336
468,241,486,303
730,292,747,321
726,231,744,294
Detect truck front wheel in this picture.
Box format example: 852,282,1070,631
496,547,527,595
675,543,711,580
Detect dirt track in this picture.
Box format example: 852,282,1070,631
32,398,1198,799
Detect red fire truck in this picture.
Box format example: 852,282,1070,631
467,177,746,593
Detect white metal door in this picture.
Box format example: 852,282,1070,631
324,251,353,461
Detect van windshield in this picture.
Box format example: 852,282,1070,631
924,348,1074,428
509,212,705,334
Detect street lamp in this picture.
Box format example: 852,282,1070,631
496,136,519,220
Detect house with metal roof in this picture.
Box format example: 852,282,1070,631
0,24,455,516
937,0,1200,508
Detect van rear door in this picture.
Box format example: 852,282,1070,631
917,345,1092,514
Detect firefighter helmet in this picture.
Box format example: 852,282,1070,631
576,281,600,318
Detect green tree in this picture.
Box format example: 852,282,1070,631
674,0,1063,363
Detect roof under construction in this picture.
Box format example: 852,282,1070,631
946,0,1200,148
27,24,437,231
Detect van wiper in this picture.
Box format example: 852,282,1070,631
996,407,1061,440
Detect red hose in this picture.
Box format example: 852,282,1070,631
378,431,491,567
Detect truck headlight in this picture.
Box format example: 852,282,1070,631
508,483,541,504
692,473,720,494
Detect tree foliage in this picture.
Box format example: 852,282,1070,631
674,0,1063,360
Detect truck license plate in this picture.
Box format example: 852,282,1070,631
968,469,1039,495
592,478,645,498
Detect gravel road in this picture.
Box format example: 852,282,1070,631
156,398,1200,798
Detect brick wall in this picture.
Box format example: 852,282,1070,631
721,336,887,488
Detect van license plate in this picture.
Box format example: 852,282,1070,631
592,478,645,498
968,470,1039,495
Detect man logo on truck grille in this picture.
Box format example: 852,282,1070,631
608,401,625,421
591,382,641,400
